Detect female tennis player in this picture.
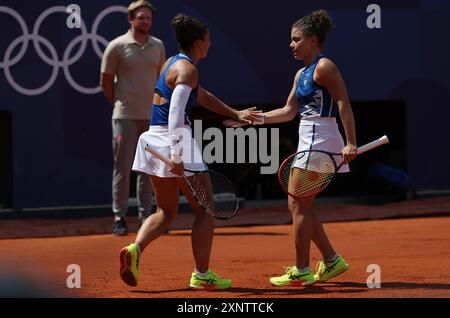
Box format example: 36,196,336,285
226,9,357,286
119,13,260,289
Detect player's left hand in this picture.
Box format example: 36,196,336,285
342,144,357,163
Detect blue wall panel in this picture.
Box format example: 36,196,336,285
0,0,449,208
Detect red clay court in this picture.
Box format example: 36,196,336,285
1,196,450,298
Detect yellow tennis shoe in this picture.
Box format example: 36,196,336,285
269,266,316,287
189,270,232,290
314,255,349,282
119,243,140,287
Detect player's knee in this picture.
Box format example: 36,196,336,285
288,199,300,213
157,207,177,223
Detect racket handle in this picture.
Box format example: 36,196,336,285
144,145,174,168
357,135,389,155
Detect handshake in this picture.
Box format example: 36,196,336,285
223,108,265,128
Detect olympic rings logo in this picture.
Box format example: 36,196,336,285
0,5,127,96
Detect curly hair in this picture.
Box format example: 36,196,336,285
293,9,333,47
171,14,208,51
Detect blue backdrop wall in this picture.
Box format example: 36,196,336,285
0,0,449,208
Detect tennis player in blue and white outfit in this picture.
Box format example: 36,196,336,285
226,10,358,287
119,13,260,290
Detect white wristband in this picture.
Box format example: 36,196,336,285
170,139,183,164
253,113,265,125
171,153,183,164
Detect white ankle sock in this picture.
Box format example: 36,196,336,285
194,269,209,276
297,266,310,273
327,254,338,263
136,243,141,257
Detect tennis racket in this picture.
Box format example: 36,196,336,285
278,135,389,198
144,145,239,220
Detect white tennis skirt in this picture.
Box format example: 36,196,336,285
295,117,350,173
132,125,205,178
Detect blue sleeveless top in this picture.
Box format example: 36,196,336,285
150,53,198,126
295,54,337,118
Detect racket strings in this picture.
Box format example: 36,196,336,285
289,169,333,196
191,171,239,219
279,151,336,197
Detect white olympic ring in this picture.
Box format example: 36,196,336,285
0,5,127,96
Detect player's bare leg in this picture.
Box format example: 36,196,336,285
135,176,179,253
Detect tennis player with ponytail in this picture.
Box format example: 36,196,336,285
226,9,357,286
119,13,259,290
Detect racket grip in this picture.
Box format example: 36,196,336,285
357,135,389,155
144,145,174,168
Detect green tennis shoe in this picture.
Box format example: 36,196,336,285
314,255,349,282
189,270,232,290
269,266,316,287
119,243,140,287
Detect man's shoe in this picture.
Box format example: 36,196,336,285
112,218,128,236
269,266,315,287
313,255,349,282
119,243,139,287
189,270,232,290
